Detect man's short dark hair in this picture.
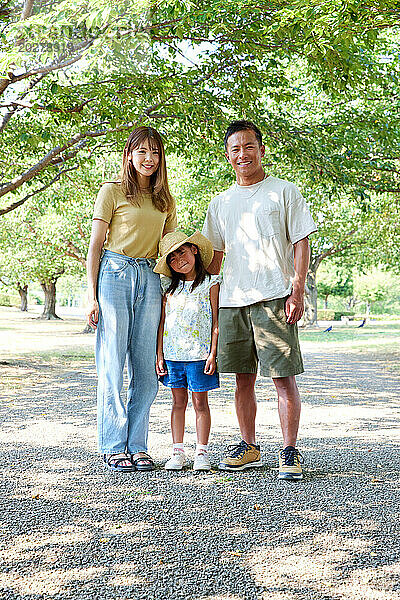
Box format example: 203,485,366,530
224,120,263,150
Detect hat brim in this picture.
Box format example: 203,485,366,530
154,231,214,278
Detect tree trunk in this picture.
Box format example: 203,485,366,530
302,267,318,327
21,0,34,20
39,281,61,319
324,295,329,309
365,300,371,323
18,284,28,311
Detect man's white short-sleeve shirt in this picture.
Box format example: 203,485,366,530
202,175,317,308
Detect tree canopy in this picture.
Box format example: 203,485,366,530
1,0,400,322
1,0,400,216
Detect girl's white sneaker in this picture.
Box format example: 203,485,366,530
164,452,188,470
193,452,211,471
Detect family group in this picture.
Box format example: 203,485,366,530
86,120,317,481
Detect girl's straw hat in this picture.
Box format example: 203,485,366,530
154,230,214,278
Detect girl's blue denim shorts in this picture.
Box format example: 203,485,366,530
161,360,219,392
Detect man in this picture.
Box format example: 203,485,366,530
202,120,317,480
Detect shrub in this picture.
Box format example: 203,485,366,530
0,293,11,306
0,293,20,307
333,311,355,320
317,309,335,320
317,310,357,321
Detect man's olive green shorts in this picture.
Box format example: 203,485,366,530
217,296,304,378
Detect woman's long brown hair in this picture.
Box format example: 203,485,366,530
120,126,174,213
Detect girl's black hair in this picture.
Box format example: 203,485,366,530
166,243,210,295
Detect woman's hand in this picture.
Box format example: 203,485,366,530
87,299,99,329
204,353,216,375
156,353,167,377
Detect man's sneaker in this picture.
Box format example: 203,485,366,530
193,452,211,471
278,446,304,480
165,451,188,471
218,440,263,471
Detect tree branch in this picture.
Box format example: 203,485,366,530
62,238,86,266
0,133,98,197
0,164,79,216
361,186,400,193
372,165,400,176
21,0,34,20
0,37,96,96
0,98,95,114
25,220,86,266
151,33,287,50
49,147,83,166
0,100,172,202
0,73,46,133
311,228,357,270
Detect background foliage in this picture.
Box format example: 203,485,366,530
1,0,400,320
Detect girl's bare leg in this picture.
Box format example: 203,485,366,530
191,392,211,445
171,388,188,443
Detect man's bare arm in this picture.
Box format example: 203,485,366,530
207,250,224,275
285,237,310,324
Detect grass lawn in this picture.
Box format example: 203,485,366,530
300,321,400,341
0,305,399,370
0,306,94,366
299,320,400,348
299,320,400,373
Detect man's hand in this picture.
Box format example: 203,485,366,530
285,292,304,324
156,354,167,377
204,353,216,375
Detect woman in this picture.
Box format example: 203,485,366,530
86,126,177,472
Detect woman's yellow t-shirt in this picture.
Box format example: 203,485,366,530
93,183,177,259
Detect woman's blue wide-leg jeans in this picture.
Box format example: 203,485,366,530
96,250,161,455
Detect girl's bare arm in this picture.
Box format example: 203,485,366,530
204,283,220,375
156,296,167,376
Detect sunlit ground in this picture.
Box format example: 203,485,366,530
0,306,399,600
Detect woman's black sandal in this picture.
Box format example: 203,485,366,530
103,454,136,473
131,452,155,472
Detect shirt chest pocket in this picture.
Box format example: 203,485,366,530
256,209,281,238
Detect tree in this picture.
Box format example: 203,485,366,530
0,201,85,318
353,267,400,318
2,1,400,328
1,0,400,218
317,262,353,309
0,250,30,311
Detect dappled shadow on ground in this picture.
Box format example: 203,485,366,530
0,350,399,600
299,351,399,407
1,445,399,600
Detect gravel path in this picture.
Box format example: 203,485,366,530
1,332,399,599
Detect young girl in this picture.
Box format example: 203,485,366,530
154,231,220,471
86,126,176,472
